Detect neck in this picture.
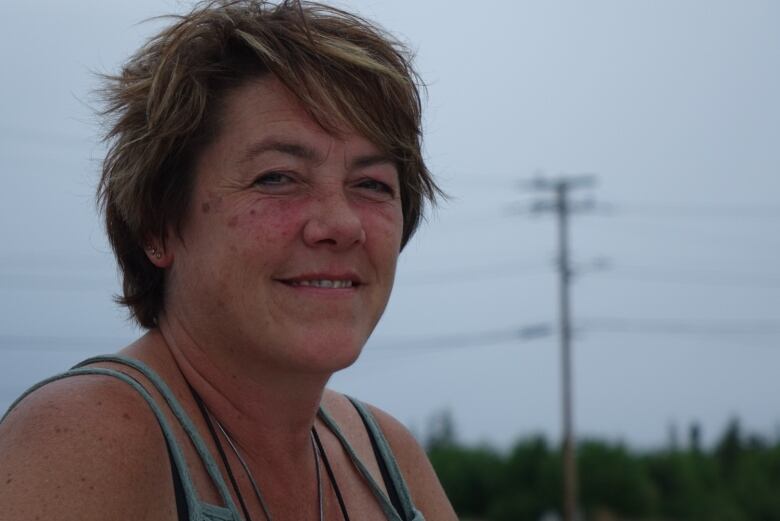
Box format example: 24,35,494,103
157,314,330,466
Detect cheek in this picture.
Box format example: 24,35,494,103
373,203,404,247
226,196,402,253
362,205,404,260
234,198,306,249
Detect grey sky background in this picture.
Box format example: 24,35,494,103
1,0,779,450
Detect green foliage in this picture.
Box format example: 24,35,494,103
578,440,657,517
488,437,561,521
425,416,780,521
428,444,503,517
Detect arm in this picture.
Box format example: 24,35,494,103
367,404,459,521
0,376,176,521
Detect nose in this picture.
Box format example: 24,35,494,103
302,189,366,250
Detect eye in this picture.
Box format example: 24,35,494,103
356,178,395,197
253,171,294,187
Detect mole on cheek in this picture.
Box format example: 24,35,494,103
202,202,211,213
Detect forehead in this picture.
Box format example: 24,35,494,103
212,76,307,151
212,76,373,154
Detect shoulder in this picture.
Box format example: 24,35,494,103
322,390,458,521
0,371,175,521
364,402,458,520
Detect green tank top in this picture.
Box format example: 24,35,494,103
1,355,424,521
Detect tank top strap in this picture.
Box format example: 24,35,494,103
1,366,203,516
318,398,424,521
345,397,424,521
74,355,241,518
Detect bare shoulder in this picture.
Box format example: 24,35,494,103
0,373,175,521
321,390,458,521
364,402,458,520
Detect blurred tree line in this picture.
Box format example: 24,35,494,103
424,412,780,521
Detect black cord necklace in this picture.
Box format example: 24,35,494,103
193,389,255,521
312,426,351,521
213,416,321,521
190,386,350,521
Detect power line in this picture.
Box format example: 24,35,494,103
591,266,780,289
581,318,780,337
370,324,553,352
0,334,133,351
3,260,778,292
1,317,777,357
597,221,778,254
397,259,550,285
0,252,113,269
0,273,115,292
0,325,553,355
505,191,780,219
602,202,780,219
0,126,96,148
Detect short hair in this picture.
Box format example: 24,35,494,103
97,0,440,329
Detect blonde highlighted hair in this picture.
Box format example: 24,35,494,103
97,0,439,328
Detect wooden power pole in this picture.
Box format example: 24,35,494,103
528,174,596,521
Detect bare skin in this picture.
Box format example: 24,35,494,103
0,76,457,521
0,333,456,520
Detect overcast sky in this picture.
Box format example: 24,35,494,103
2,0,779,450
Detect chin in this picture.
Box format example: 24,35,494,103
293,330,368,374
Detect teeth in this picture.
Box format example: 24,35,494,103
292,279,353,288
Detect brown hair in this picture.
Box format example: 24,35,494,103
97,0,440,328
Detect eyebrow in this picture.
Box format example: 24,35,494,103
350,153,396,171
237,138,395,171
237,139,319,166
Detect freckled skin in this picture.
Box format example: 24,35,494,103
162,76,404,375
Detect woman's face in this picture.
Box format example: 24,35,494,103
163,76,404,374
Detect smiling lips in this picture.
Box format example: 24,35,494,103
288,279,354,289
279,273,362,289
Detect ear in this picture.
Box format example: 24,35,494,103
144,239,173,268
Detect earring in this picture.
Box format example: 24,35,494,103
148,246,163,260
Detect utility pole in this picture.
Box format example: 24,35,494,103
527,174,596,521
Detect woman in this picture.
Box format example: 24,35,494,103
0,1,457,520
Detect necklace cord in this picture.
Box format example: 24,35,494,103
214,419,275,521
189,387,322,521
313,430,323,521
190,385,255,521
185,383,338,521
312,427,351,521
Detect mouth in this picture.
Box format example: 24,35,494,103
287,279,355,289
278,273,363,290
